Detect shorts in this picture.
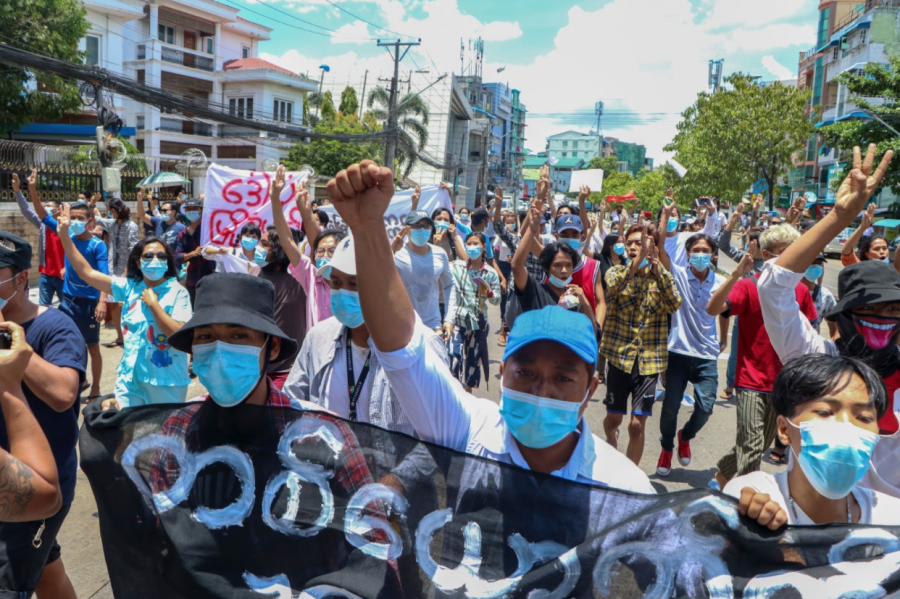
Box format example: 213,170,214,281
603,362,658,416
0,503,71,596
115,377,188,408
59,294,100,345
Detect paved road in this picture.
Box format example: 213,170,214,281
56,252,841,596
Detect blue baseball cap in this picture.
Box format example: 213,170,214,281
556,214,583,233
503,306,597,365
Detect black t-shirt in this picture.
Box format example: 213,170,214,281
0,308,87,505
515,274,569,313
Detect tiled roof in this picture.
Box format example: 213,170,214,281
223,58,297,77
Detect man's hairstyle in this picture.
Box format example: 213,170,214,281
759,224,800,251
773,354,887,419
314,209,330,226
624,224,659,246
859,235,887,261
685,233,717,254
312,227,346,253
126,237,178,281
539,241,578,273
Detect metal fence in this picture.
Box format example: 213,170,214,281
0,140,191,202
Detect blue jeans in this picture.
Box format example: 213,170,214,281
726,317,738,389
38,273,64,306
659,350,719,451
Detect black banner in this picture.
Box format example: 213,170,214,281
79,403,900,598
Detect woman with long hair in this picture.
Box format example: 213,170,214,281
57,206,191,408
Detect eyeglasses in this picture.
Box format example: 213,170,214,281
141,252,168,261
315,247,337,257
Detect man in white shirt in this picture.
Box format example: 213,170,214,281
323,160,655,493
393,210,457,341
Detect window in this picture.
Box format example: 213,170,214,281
242,46,250,59
562,152,568,157
218,145,256,159
205,37,214,54
860,30,867,45
228,97,254,119
562,141,569,148
833,46,840,61
85,35,100,66
274,99,293,123
158,24,174,45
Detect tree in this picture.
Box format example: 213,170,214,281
321,91,337,122
633,169,669,215
820,55,900,194
339,86,359,117
285,113,382,178
587,155,621,179
0,0,89,136
664,73,812,208
367,86,429,179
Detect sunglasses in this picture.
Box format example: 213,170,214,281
142,252,168,261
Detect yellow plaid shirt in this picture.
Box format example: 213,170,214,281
600,264,682,376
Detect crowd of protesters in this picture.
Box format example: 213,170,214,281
4,143,900,596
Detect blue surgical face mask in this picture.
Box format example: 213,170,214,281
410,229,432,247
458,214,470,223
689,253,711,271
0,276,18,311
667,217,679,233
499,386,585,449
883,257,891,263
254,246,269,266
140,258,168,282
465,245,483,260
193,340,265,407
331,288,365,329
548,274,572,289
316,257,331,270
613,243,625,256
789,418,880,500
241,236,259,250
68,220,87,237
185,210,201,223
559,238,582,253
805,264,824,282
435,221,450,232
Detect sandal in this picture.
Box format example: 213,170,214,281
103,340,124,348
768,451,788,466
719,389,734,399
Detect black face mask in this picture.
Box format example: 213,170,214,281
835,312,900,377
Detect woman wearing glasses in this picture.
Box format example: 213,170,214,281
57,203,191,408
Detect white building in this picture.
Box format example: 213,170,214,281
547,131,602,162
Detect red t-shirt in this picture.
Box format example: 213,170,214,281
41,228,65,279
728,274,817,393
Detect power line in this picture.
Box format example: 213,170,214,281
320,0,415,39
215,0,340,38
224,0,339,34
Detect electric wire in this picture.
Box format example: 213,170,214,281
318,0,415,39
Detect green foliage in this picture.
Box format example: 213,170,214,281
367,86,430,178
587,155,621,179
601,171,635,199
321,91,337,122
820,55,900,193
664,73,812,208
285,113,383,178
338,86,359,117
633,170,669,215
0,0,89,134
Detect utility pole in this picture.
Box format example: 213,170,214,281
479,121,491,208
358,69,368,120
378,38,420,173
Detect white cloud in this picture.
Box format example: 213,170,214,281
761,55,794,80
261,0,815,160
331,21,372,44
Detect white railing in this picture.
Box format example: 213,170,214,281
133,39,215,73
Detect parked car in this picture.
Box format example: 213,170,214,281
824,227,856,257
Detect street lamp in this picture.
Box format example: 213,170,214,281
316,64,330,118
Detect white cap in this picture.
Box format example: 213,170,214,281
318,235,356,277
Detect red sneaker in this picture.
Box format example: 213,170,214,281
677,429,692,467
657,449,673,476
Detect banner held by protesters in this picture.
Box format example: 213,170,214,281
80,402,900,599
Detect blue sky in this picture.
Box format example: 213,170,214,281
236,0,820,159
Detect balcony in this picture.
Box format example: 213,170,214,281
159,116,213,137
833,0,900,32
827,45,886,82
134,40,215,73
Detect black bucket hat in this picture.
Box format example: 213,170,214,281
824,260,900,320
168,273,299,362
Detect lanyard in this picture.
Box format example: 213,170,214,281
345,330,371,421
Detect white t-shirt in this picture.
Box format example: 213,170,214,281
323,338,373,423
394,244,456,329
723,470,900,525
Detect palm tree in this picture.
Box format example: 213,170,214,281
367,86,429,179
